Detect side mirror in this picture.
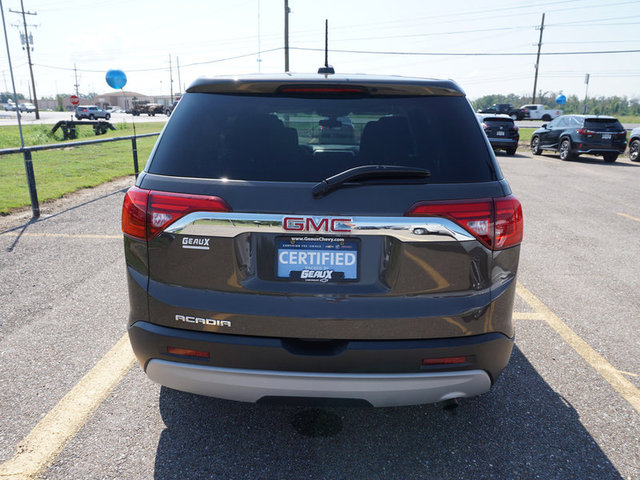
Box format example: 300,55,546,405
541,123,548,129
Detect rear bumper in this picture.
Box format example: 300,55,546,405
488,138,518,149
146,360,491,407
129,321,513,405
574,144,626,155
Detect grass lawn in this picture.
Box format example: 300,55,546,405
0,121,164,215
518,128,535,144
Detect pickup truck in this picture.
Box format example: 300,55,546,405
477,103,524,120
520,104,562,121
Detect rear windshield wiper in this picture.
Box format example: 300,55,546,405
312,164,431,198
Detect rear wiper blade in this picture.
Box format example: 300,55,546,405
312,164,431,198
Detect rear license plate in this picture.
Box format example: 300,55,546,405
277,237,359,282
602,134,612,140
496,131,505,136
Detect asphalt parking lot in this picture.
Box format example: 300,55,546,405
0,149,638,479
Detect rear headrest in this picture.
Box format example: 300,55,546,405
359,116,413,164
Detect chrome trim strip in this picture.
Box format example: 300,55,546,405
146,360,491,407
164,212,475,242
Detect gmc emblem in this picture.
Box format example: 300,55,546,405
283,217,352,233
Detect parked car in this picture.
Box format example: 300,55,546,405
19,103,36,113
477,113,519,155
165,100,179,116
628,127,640,162
318,116,355,144
122,73,523,408
520,104,562,121
75,105,111,120
477,103,524,120
4,101,17,111
530,115,627,162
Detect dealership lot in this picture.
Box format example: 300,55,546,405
0,150,638,479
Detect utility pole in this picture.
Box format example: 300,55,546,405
531,13,545,104
169,54,173,101
284,0,290,72
1,0,39,217
10,0,39,119
176,56,182,97
73,63,79,96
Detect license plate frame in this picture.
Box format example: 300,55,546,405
276,236,360,283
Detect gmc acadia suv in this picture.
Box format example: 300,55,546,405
122,74,523,407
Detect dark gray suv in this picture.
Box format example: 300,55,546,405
122,74,523,407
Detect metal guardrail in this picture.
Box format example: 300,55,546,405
0,132,160,218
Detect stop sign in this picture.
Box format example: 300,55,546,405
70,95,79,105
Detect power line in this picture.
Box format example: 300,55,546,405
290,47,640,57
34,48,282,74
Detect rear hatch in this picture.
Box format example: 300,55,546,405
581,118,627,147
481,117,518,140
126,80,521,341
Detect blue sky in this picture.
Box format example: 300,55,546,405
1,0,639,101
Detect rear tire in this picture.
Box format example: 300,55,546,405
542,114,551,121
629,139,640,162
559,138,575,161
105,113,111,120
531,136,542,155
603,153,618,163
506,147,517,156
89,114,95,120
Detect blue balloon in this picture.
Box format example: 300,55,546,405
106,70,127,90
555,94,567,106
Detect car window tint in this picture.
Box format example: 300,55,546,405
555,117,569,128
584,118,624,131
148,93,495,183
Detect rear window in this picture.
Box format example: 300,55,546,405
483,117,514,127
148,92,495,183
584,118,624,131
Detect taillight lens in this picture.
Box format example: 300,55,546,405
122,186,232,241
481,122,488,130
494,196,523,248
122,186,149,241
405,195,523,250
577,128,594,136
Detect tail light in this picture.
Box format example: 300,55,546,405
122,186,232,241
405,195,523,250
481,122,488,130
577,128,594,136
512,125,519,132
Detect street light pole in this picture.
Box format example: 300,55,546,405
583,73,590,114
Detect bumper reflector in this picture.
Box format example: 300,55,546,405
422,356,467,366
167,346,210,359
